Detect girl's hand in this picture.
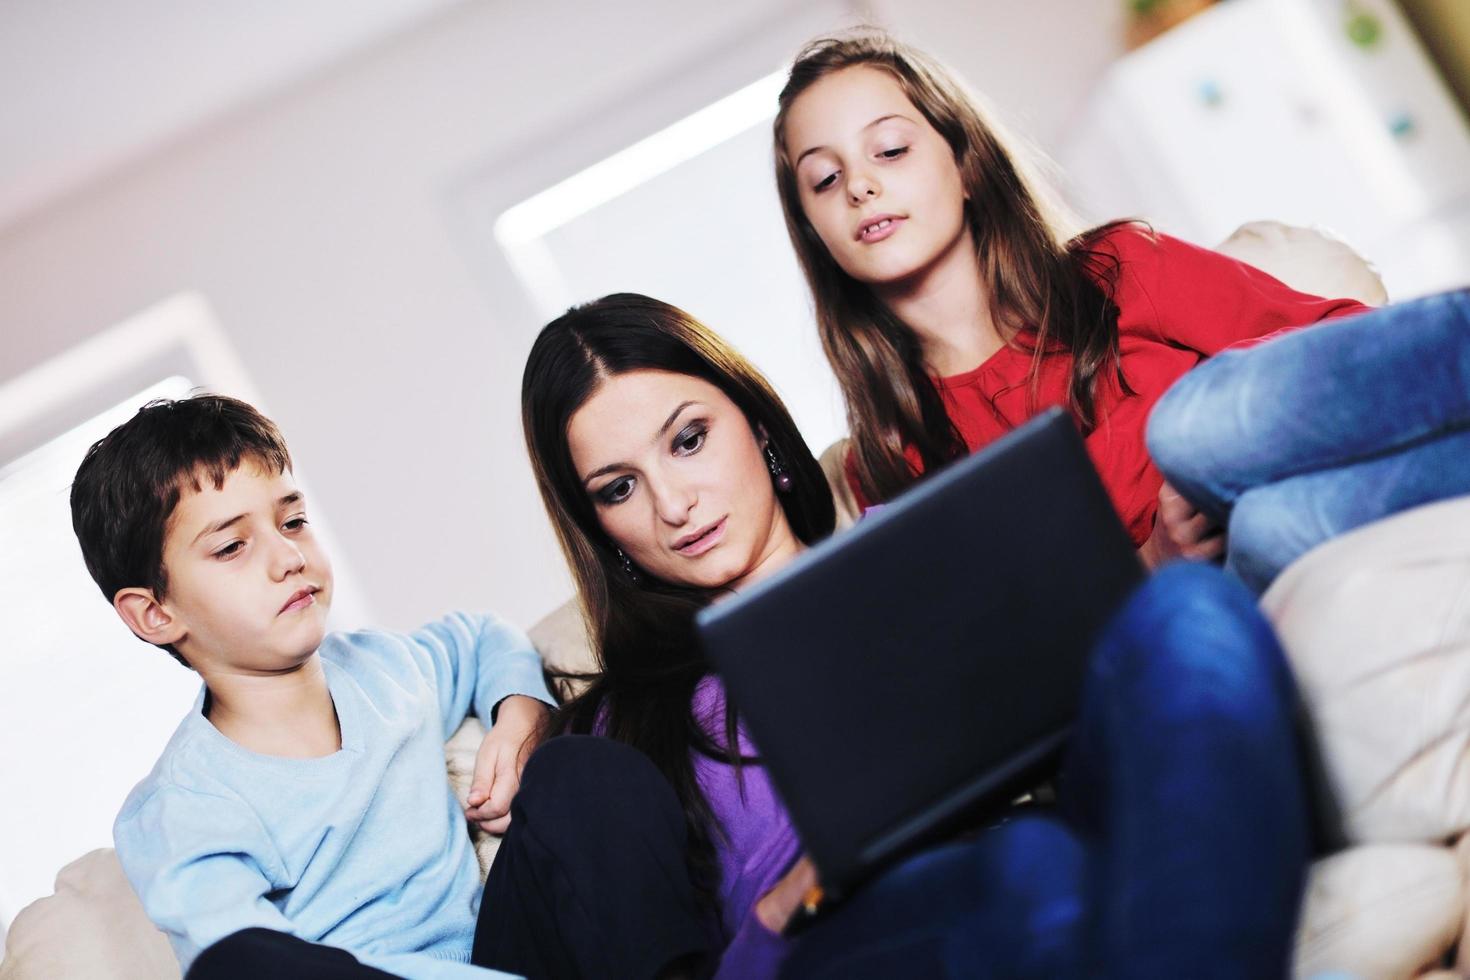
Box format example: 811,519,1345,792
755,856,818,934
465,695,551,834
1141,481,1225,570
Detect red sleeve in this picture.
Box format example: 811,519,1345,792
1103,226,1372,354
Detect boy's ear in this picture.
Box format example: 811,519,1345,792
113,588,186,647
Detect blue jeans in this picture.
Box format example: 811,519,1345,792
781,564,1311,979
1146,288,1470,593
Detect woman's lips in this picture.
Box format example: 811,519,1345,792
858,215,903,243
674,517,727,557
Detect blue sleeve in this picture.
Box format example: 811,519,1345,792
115,785,302,972
402,612,554,739
115,785,523,980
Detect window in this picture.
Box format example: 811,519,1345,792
0,294,367,928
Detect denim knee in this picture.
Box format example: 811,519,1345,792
1225,485,1329,594
1093,563,1286,727
1146,355,1251,515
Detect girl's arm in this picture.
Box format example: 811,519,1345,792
1106,226,1372,354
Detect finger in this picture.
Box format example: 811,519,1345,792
484,758,518,819
1167,514,1208,548
467,741,506,807
1187,533,1227,561
1181,512,1212,540
477,813,511,835
1157,481,1190,508
467,793,510,820
1158,495,1195,526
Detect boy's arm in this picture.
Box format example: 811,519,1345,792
118,787,524,980
404,612,555,738
406,613,556,832
115,786,310,972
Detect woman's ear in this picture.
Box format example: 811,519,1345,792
113,588,187,647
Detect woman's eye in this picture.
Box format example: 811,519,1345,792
213,541,244,559
673,425,706,455
597,477,635,505
283,516,309,532
879,146,908,160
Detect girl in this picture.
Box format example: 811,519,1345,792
773,32,1470,589
479,293,1311,978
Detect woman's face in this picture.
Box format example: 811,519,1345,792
566,369,801,592
783,65,971,290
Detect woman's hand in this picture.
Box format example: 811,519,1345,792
754,856,818,934
1140,481,1226,570
465,695,551,834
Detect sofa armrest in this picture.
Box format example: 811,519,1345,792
0,849,178,980
1214,220,1388,306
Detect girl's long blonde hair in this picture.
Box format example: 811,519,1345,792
774,32,1130,504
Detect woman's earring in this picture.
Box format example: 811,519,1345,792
764,442,794,493
616,547,641,585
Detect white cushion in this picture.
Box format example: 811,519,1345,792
1262,496,1470,843
0,849,178,980
1214,220,1389,306
1294,843,1463,980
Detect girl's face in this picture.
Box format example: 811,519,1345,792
783,65,970,290
566,369,801,592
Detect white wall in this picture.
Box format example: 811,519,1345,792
0,0,1121,635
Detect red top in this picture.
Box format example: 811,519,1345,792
850,226,1371,544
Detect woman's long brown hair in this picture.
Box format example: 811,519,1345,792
521,293,836,910
774,32,1131,504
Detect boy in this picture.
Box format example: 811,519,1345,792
70,393,555,979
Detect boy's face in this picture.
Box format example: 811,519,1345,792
156,460,333,674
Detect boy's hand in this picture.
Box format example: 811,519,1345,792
1140,481,1225,570
465,695,551,835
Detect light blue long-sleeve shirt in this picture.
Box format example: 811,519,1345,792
113,612,554,980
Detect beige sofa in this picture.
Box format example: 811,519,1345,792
1269,495,1470,979
9,224,1449,979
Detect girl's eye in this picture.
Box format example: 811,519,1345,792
213,541,244,560
673,424,706,456
597,477,635,506
812,171,839,193
879,146,908,160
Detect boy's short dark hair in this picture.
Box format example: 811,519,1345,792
70,394,292,665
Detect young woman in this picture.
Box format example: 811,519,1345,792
773,32,1470,590
476,293,1312,979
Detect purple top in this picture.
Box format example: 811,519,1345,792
690,676,800,979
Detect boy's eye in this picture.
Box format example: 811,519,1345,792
596,477,635,506
213,540,244,559
673,424,706,456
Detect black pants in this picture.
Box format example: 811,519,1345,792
190,736,715,980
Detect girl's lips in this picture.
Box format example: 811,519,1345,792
675,517,727,557
858,216,903,243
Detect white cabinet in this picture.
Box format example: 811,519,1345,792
1061,0,1470,299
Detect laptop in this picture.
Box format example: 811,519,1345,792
695,408,1144,900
